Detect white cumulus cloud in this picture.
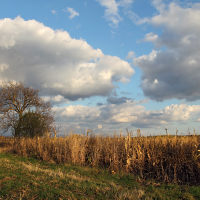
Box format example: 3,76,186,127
0,17,134,101
134,1,200,101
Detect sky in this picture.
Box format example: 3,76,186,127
1,0,200,136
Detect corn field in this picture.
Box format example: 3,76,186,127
1,131,200,185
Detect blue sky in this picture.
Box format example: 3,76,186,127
1,0,200,136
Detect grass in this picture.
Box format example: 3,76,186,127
1,134,200,199
0,152,144,199
1,152,200,200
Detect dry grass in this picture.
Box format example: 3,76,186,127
0,136,14,154
1,132,200,185
0,153,148,200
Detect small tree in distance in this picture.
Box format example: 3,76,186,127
0,81,56,138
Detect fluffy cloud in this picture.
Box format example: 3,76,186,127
54,102,200,133
131,104,200,128
43,95,69,106
0,17,134,101
134,1,200,101
54,101,144,129
142,32,158,43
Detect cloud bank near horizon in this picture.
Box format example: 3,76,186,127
54,101,200,133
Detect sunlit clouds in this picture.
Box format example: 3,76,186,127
53,102,200,133
134,2,200,101
1,0,200,136
0,17,134,101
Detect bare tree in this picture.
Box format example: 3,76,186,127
0,81,55,138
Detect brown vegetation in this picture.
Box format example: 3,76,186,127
0,136,14,153
2,131,198,185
